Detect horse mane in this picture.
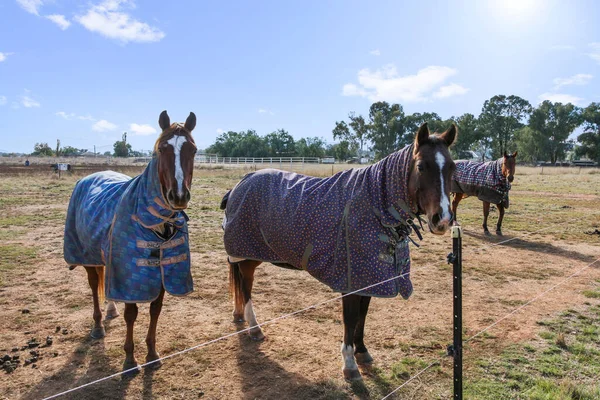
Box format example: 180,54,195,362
153,123,196,153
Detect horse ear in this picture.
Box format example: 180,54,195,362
185,112,196,132
159,110,170,131
440,124,457,147
414,123,429,151
512,151,518,158
504,151,508,158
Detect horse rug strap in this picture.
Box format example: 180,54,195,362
63,157,193,303
223,144,420,299
451,159,511,207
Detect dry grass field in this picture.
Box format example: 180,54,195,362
0,162,599,399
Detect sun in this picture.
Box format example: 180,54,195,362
489,0,542,21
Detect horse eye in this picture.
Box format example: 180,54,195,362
417,164,424,172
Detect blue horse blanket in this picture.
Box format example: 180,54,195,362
222,145,420,298
63,157,193,303
451,159,511,206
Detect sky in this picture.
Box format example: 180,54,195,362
0,0,599,154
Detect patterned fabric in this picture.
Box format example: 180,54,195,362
451,159,511,206
64,157,193,303
222,145,420,298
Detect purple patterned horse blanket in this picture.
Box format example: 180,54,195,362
63,157,193,303
451,159,511,206
222,145,421,298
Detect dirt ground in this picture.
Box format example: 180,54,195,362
0,165,599,399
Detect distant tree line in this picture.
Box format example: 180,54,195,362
206,96,600,164
30,132,152,158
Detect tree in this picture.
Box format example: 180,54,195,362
453,113,481,159
55,139,61,157
514,126,545,163
479,95,532,158
576,102,600,163
113,132,131,157
332,120,359,157
529,101,581,163
32,142,55,156
103,151,112,156
61,146,87,157
264,129,295,156
328,142,352,161
296,137,326,158
348,112,368,152
367,101,405,159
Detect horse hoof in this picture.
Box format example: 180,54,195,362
90,326,106,339
343,368,362,381
105,306,120,320
484,231,491,236
249,329,265,341
355,351,373,365
145,355,162,370
496,230,503,236
232,314,245,323
122,361,141,376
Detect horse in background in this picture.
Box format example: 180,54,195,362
451,151,517,235
220,123,457,380
63,110,197,373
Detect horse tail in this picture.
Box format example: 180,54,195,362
229,261,244,312
96,266,105,304
220,190,231,210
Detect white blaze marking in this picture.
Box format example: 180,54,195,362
167,135,187,197
341,343,358,371
435,152,451,222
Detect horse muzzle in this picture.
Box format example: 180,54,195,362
166,189,191,210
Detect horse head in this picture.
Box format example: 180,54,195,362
502,151,517,183
154,110,197,210
408,123,457,235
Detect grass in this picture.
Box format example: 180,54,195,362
466,304,600,399
0,244,38,286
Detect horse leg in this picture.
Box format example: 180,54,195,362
482,201,491,235
85,266,105,339
105,301,120,320
230,259,264,340
341,294,362,381
145,287,165,369
229,259,245,322
123,303,140,374
451,193,463,226
496,203,505,236
354,296,373,366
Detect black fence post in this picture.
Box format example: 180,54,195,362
451,226,463,399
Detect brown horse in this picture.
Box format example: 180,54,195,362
220,123,457,380
451,151,517,235
64,110,197,373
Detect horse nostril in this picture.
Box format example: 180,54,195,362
185,191,191,202
167,190,175,203
432,212,441,226
508,175,514,183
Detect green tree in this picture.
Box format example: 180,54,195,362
367,101,405,159
61,146,87,156
479,95,532,158
514,126,545,163
328,142,352,161
453,113,481,159
332,120,359,157
113,140,132,157
348,112,368,152
576,102,600,163
296,137,326,158
264,129,295,156
32,142,55,156
529,101,581,163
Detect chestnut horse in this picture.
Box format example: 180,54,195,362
220,123,457,380
64,111,197,373
451,152,517,235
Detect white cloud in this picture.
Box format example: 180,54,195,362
342,64,467,103
92,119,117,132
46,14,71,30
75,0,165,43
537,92,583,105
552,73,593,90
0,52,14,62
258,108,274,115
21,95,40,108
129,123,157,135
216,128,224,134
16,0,43,15
549,44,575,51
56,111,96,121
432,83,470,99
0,96,6,106
369,49,381,56
587,43,600,65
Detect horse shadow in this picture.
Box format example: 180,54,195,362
234,331,358,400
22,334,134,400
464,231,598,264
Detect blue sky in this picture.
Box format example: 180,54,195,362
0,0,599,154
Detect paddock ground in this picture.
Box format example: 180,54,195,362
0,164,599,399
